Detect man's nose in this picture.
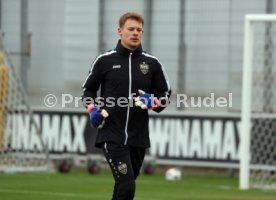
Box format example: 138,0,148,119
133,30,139,35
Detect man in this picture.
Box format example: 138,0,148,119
82,12,171,200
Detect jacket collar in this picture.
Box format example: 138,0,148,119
115,40,143,56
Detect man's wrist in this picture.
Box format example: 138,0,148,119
87,103,96,113
149,97,160,110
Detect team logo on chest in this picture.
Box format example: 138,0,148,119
117,162,127,175
139,62,149,75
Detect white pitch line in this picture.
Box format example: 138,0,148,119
0,188,107,199
0,188,169,200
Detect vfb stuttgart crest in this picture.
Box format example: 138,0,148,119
139,62,149,74
117,163,127,175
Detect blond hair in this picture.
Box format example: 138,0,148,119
119,12,144,28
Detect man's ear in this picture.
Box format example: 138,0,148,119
118,27,122,37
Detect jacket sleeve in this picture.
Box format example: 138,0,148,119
150,59,171,113
82,57,104,108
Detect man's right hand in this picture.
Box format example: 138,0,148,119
87,104,109,128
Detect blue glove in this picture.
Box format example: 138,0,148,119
134,90,159,110
87,104,109,128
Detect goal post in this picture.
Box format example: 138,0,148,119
0,35,54,173
240,14,276,190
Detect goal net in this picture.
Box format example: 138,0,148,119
240,14,276,190
0,36,54,173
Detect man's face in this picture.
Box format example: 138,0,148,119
118,19,144,50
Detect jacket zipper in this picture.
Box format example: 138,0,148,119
124,52,132,145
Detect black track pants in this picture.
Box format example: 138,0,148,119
102,142,146,200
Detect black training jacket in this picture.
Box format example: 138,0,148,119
82,40,171,148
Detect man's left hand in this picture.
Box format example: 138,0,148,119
134,89,159,110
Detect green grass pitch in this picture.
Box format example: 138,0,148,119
0,169,275,200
